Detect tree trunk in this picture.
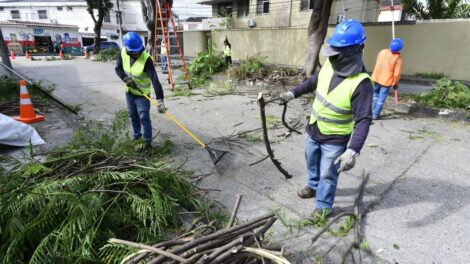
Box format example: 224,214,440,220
140,0,156,57
0,27,13,72
303,0,333,78
93,21,103,54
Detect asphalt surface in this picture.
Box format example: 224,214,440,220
10,57,470,263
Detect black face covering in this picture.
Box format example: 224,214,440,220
329,45,364,77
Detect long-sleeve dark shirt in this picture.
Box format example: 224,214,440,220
289,72,373,153
115,52,164,100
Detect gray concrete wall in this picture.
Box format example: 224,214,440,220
208,19,470,81
183,31,208,57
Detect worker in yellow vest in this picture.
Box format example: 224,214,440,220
115,32,165,149
160,42,168,74
224,39,232,65
280,20,373,221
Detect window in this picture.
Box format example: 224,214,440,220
11,10,20,19
237,0,249,17
0,7,4,11
300,0,314,11
104,12,111,23
57,7,63,11
256,0,269,14
66,6,73,11
38,10,47,19
217,3,233,17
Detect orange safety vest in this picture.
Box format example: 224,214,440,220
371,49,402,87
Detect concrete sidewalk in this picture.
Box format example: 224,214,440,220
12,57,470,263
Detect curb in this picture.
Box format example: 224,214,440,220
383,100,469,123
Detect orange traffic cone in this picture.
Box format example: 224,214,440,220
59,50,63,60
14,80,45,124
25,51,30,59
10,50,15,60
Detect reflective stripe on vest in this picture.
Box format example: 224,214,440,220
224,46,231,56
309,59,372,135
121,48,152,95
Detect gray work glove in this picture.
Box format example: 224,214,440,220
280,91,295,103
334,149,359,173
157,99,165,113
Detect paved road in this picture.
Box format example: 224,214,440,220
12,57,470,263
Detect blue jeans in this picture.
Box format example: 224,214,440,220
126,92,152,142
305,136,346,209
160,55,167,73
372,84,391,118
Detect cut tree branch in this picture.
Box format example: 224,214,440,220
257,93,293,180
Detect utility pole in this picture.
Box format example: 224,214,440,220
0,27,13,73
391,0,395,39
116,0,124,43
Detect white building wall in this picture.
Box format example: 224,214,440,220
378,10,403,22
0,1,121,43
120,0,147,32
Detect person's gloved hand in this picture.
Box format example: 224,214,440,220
334,149,359,173
124,77,139,90
157,99,165,113
393,85,398,90
280,91,295,103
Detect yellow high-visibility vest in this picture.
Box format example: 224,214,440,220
224,45,231,56
309,59,372,135
121,48,152,96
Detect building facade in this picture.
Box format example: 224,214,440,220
199,0,379,29
0,20,81,54
0,0,121,47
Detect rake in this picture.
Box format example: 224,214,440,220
143,94,227,165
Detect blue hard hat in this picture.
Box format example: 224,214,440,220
327,19,367,47
123,32,143,52
389,38,403,52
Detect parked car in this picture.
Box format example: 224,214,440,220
82,41,120,55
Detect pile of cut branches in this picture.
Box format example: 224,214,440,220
106,213,290,263
0,110,208,263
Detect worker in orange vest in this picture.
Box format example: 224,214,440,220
371,38,403,119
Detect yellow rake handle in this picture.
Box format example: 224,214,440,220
142,94,206,148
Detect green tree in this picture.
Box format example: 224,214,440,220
86,0,114,54
402,0,470,19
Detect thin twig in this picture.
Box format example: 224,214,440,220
109,238,189,263
281,103,302,134
248,156,269,167
227,194,243,228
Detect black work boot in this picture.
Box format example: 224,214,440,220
297,186,316,199
144,141,152,149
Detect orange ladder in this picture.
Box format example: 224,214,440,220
154,0,191,91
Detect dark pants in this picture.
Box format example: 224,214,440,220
225,56,232,65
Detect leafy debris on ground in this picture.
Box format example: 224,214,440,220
0,110,214,263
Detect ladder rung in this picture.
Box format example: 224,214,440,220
157,35,177,38
173,81,189,85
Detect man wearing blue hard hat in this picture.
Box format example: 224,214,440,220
371,38,404,119
280,19,373,221
115,32,165,149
